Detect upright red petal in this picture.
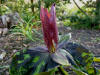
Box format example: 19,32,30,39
40,7,52,50
40,4,58,53
50,4,58,46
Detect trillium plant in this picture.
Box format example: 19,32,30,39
10,4,99,75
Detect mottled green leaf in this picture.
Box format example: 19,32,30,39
24,54,30,60
10,47,59,75
15,52,20,55
18,60,24,64
32,56,40,63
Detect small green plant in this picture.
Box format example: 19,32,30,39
10,15,41,42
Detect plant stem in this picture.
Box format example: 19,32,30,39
73,0,89,17
58,66,69,75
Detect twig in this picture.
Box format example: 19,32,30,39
73,0,89,17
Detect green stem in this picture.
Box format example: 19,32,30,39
58,66,69,75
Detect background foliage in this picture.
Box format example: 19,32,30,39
1,0,100,30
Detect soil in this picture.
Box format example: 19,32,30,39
0,26,100,75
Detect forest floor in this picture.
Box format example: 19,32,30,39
0,26,100,75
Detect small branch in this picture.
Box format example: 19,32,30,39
73,0,89,17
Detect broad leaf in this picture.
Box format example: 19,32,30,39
10,47,59,75
51,49,77,66
58,41,93,67
58,41,95,74
58,33,71,43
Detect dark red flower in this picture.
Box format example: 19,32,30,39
40,4,58,53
